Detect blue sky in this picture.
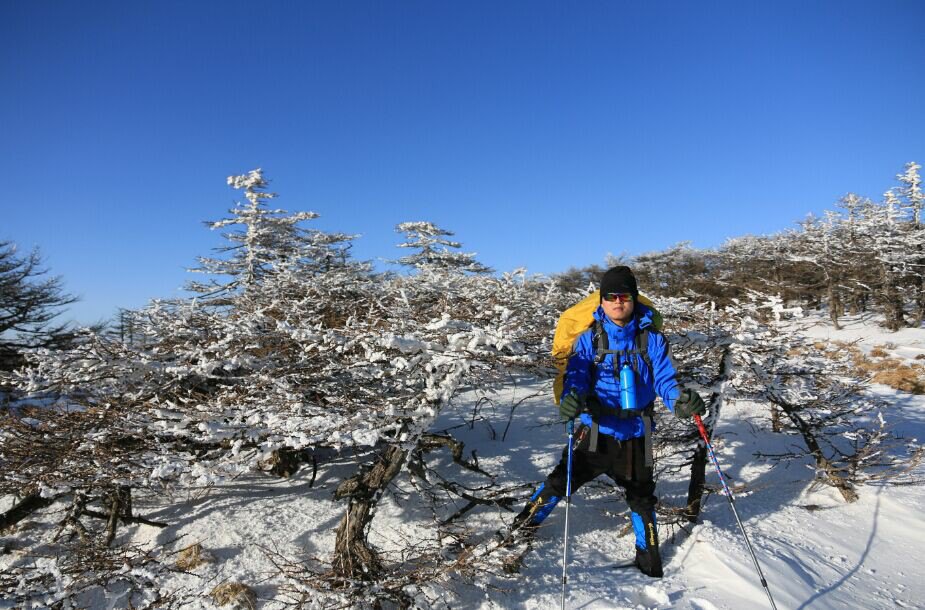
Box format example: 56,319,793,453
2,1,924,324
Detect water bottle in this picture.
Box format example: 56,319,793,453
620,361,636,411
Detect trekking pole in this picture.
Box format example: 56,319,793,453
693,414,779,610
560,418,575,610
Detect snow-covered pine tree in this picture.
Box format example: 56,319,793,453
1,170,379,548
394,221,492,275
788,212,857,329
188,169,356,297
897,161,923,226
895,162,925,325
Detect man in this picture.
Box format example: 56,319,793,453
508,266,705,577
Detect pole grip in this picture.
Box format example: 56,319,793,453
566,418,575,435
693,414,709,443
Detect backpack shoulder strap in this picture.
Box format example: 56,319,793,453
635,321,654,376
592,318,608,364
591,316,656,374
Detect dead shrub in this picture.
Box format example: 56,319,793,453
872,366,925,395
915,354,925,361
175,543,211,570
868,358,903,372
815,340,854,362
210,582,257,609
258,447,309,477
851,351,872,372
869,346,889,358
851,348,903,375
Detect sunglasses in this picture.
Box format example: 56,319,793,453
603,292,633,303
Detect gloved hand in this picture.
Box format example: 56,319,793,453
559,390,586,421
674,388,706,419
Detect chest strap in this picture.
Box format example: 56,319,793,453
591,318,654,375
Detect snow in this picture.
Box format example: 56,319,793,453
3,313,924,609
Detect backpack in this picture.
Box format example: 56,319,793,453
552,291,663,404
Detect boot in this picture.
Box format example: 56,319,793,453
634,544,664,578
496,486,560,574
630,509,663,578
499,484,560,543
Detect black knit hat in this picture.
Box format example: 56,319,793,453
600,266,638,301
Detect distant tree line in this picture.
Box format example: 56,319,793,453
2,161,920,377
556,162,924,331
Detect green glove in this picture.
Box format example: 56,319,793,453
559,390,585,421
674,388,706,419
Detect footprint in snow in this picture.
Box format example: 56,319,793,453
689,598,720,610
631,585,670,606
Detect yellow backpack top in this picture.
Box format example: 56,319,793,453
552,291,662,404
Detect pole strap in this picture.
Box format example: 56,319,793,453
642,412,654,467
588,420,599,452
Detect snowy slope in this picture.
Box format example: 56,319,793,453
3,315,924,609
429,384,925,608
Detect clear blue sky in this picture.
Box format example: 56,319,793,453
3,1,924,324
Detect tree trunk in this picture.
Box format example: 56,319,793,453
768,403,782,432
332,444,407,580
880,265,905,331
685,443,708,522
775,400,858,502
104,486,132,546
826,277,842,330
914,273,925,327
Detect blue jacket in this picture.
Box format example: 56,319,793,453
563,303,681,440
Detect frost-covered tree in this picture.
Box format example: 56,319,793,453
394,221,492,275
716,232,804,304
324,266,567,593
639,297,736,523
723,293,920,501
895,162,925,325
188,169,357,297
1,170,375,549
7,164,925,608
897,161,923,226
552,262,607,293
609,162,925,330
783,211,858,329
2,172,572,606
631,242,712,298
868,190,914,329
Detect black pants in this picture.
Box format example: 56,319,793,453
542,423,657,516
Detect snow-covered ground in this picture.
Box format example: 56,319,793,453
3,315,924,609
